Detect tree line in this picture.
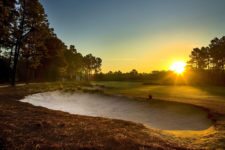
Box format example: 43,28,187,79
94,70,184,85
1,0,224,86
0,0,102,85
187,36,225,85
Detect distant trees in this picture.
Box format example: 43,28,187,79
94,70,184,84
129,69,138,80
94,69,143,81
0,0,102,85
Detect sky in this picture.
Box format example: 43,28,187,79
40,0,225,73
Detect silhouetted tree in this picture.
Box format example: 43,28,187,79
209,37,225,70
94,57,102,74
0,0,102,84
188,36,225,85
129,69,138,80
0,0,16,48
8,0,49,86
64,45,83,80
39,36,67,81
21,25,53,83
188,47,207,70
84,54,95,79
0,56,11,82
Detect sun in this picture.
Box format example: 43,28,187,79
169,61,186,74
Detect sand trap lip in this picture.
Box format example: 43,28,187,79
20,91,212,130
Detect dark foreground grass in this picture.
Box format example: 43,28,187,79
0,82,224,149
0,82,184,149
0,99,185,149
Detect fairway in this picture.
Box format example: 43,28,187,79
93,81,225,114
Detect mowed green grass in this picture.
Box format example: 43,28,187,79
92,81,225,114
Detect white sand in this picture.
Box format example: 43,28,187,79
20,91,212,130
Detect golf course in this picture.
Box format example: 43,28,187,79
1,0,225,149
0,82,225,149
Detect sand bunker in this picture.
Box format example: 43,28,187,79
20,91,212,130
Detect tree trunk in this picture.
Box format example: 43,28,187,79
8,47,13,65
25,56,29,84
11,43,20,86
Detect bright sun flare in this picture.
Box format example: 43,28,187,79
170,61,186,74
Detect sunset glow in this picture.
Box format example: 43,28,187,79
170,61,186,74
40,0,225,72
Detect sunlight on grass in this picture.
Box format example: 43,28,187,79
93,81,225,115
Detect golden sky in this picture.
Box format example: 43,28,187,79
41,0,225,73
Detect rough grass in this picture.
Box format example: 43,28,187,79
0,81,225,149
0,82,185,149
0,100,184,149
